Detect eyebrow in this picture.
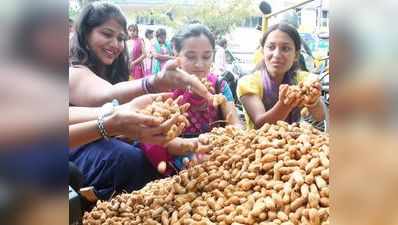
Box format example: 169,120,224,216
185,50,213,54
266,41,294,45
102,27,127,37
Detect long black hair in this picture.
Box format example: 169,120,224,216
69,2,129,84
259,23,301,74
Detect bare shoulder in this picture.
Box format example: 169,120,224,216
69,65,95,83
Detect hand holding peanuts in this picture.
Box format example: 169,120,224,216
137,94,190,143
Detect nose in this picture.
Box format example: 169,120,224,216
194,59,207,68
109,37,122,52
273,47,283,58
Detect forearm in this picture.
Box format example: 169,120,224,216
69,121,101,148
154,53,173,61
222,102,242,128
254,101,291,129
131,54,146,65
108,79,147,104
69,107,99,125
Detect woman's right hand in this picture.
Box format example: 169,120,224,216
152,59,212,100
105,93,180,145
278,84,302,110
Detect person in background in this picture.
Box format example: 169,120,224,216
213,38,228,75
143,29,154,76
127,24,146,80
237,23,325,129
151,28,173,75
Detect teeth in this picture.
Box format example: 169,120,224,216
104,49,114,56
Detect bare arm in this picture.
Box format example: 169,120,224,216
69,66,146,107
69,61,211,107
69,107,98,125
221,101,242,128
69,121,101,148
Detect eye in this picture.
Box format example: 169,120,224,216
266,44,276,51
117,35,127,42
203,55,212,61
102,31,113,38
282,46,293,52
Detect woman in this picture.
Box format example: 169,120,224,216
237,23,325,129
151,28,174,75
127,24,146,80
141,24,242,175
69,2,211,199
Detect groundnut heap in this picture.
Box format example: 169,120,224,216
84,121,329,225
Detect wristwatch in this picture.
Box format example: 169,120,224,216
97,99,119,140
99,99,119,118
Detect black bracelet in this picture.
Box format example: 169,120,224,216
142,77,150,94
145,76,155,93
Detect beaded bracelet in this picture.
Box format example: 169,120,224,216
97,116,110,140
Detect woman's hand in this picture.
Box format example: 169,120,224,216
166,138,197,156
278,84,302,110
105,93,179,145
152,59,212,100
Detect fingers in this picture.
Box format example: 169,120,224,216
279,85,288,99
150,92,174,101
134,113,163,127
164,59,178,71
186,76,211,99
158,114,179,133
173,95,183,104
180,103,190,113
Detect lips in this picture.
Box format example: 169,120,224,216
103,48,117,59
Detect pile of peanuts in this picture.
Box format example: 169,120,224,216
285,79,320,117
139,96,190,141
83,121,329,225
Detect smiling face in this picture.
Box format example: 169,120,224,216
178,34,213,78
263,29,299,80
87,18,127,66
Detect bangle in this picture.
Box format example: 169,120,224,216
97,116,110,140
143,76,156,94
142,77,150,94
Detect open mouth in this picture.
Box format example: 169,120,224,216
103,48,116,58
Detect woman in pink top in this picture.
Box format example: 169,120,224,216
141,24,242,176
128,24,146,80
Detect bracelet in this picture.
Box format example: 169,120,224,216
143,76,156,93
142,77,150,94
97,116,110,140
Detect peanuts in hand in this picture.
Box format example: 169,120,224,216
139,96,189,142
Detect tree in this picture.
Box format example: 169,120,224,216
186,0,254,39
